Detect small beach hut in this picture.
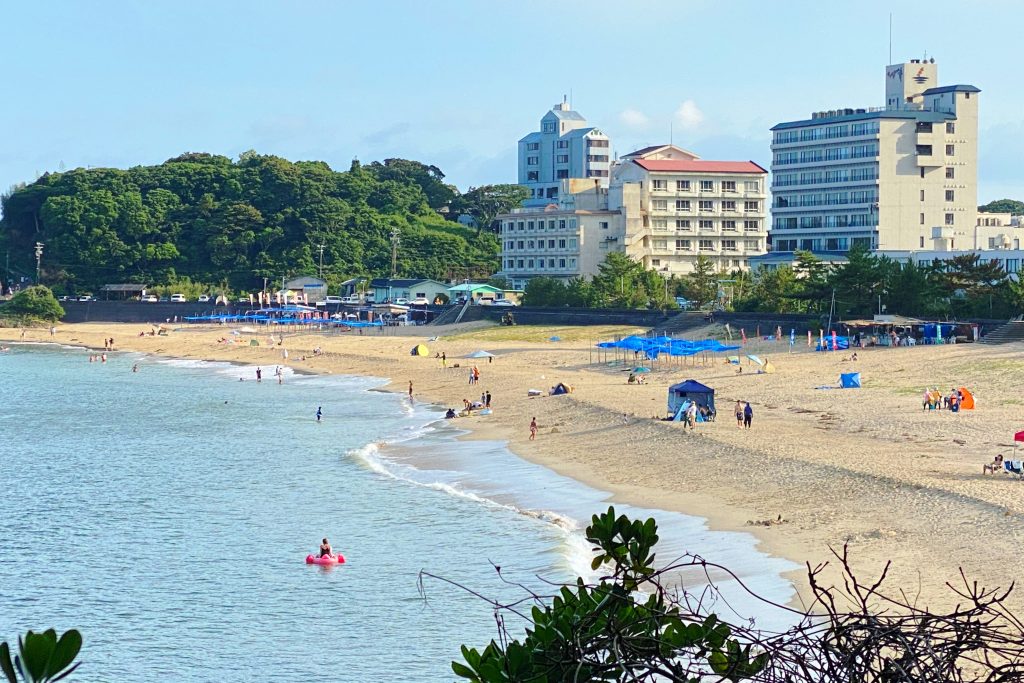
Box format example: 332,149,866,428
410,343,429,356
667,380,715,416
839,372,861,388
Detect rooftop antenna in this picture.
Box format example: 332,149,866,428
888,13,892,64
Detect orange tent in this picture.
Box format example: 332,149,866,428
959,387,975,410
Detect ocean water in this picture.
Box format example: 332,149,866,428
0,344,796,681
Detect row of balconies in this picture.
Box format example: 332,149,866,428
648,206,763,215
771,131,880,149
649,227,765,235
649,187,765,198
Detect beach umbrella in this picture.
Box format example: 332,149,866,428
466,350,495,358
633,367,651,373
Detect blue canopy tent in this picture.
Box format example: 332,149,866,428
667,380,716,417
839,372,861,388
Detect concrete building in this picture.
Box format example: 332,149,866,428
770,58,980,254
369,278,450,304
497,146,769,288
518,101,611,208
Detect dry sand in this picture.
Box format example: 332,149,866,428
8,321,1024,612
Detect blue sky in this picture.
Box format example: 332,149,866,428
3,0,1022,202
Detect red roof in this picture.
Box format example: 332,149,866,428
631,159,767,174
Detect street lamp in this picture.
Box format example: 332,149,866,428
317,244,326,279
34,242,44,283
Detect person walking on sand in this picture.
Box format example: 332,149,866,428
485,391,491,408
316,406,322,422
743,402,753,429
529,417,537,440
468,367,475,385
473,366,480,384
734,400,744,428
256,367,262,383
441,352,446,368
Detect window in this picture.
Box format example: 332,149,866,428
722,180,736,192
744,201,759,212
542,122,555,133
699,239,714,251
556,140,569,149
556,169,568,179
744,220,760,231
527,142,539,151
676,219,691,230
945,144,955,156
527,259,534,268
919,235,925,248
676,200,691,211
559,258,566,268
946,122,956,134
651,259,660,266
527,171,538,181
676,239,691,250
548,239,556,248
517,240,524,249
548,220,556,229
916,145,932,156
722,239,737,251
652,219,668,228
569,258,577,268
920,168,925,179
654,240,668,249
916,122,933,133
587,139,609,148
676,180,691,191
506,259,514,268
699,220,714,230
527,240,535,249
744,239,759,250
1006,259,1019,273
558,239,566,248
517,259,524,268
988,237,999,249
527,156,538,165
920,213,925,225
548,259,555,268
568,238,577,248
556,154,569,163
652,199,668,211
569,218,576,229
945,213,954,226
699,200,714,211
546,187,558,198
558,220,566,229
528,221,536,230
721,200,736,211
920,190,925,201
652,179,667,191
599,221,609,230
587,155,609,162
722,220,737,231
945,190,955,201
700,180,714,192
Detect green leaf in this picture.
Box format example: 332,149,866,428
0,643,16,683
451,660,477,680
44,630,82,678
20,631,55,681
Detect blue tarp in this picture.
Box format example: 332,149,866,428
816,336,850,351
597,335,740,360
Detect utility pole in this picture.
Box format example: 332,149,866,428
317,244,326,279
34,242,44,283
390,228,400,278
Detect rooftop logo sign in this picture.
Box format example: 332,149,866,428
913,67,928,84
887,66,903,81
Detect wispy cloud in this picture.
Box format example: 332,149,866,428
674,100,704,129
619,108,650,129
362,122,411,146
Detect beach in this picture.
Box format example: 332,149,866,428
7,321,1024,613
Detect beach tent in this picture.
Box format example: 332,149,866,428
746,354,764,366
839,372,861,389
958,387,975,410
249,339,259,347
667,380,715,416
551,383,570,395
763,361,776,374
466,350,495,358
410,344,429,356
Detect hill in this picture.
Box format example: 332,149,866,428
0,153,499,293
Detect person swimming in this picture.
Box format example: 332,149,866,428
319,538,332,558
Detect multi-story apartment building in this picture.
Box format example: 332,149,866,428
518,100,611,207
613,146,768,274
770,59,980,254
497,146,768,287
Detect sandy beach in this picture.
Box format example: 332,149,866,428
8,321,1024,613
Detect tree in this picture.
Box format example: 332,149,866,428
1,286,64,322
827,244,883,316
450,185,529,233
367,158,457,210
978,198,1024,215
522,276,567,307
679,255,717,310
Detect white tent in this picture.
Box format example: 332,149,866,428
466,350,495,358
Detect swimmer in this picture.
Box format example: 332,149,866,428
316,406,322,422
319,538,332,558
132,363,138,373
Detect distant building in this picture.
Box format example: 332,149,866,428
496,145,769,288
369,278,450,303
518,100,611,208
770,58,980,253
282,276,326,303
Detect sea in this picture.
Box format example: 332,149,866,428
0,344,797,681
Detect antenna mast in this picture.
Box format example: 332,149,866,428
888,13,892,64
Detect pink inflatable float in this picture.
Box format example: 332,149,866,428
306,554,345,565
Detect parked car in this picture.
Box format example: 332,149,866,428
323,295,343,304
197,295,211,303
491,299,517,307
341,295,361,305
57,295,71,302
409,297,429,306
77,295,94,302
674,297,692,310
394,297,409,305
170,294,187,302
142,295,158,302
237,297,249,304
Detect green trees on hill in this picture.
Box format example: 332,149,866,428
978,198,1024,215
1,286,64,322
0,154,499,294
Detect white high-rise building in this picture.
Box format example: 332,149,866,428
769,58,980,254
518,101,611,208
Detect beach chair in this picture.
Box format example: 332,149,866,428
1003,460,1024,479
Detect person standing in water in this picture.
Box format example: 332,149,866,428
256,367,262,382
316,406,322,422
408,381,413,398
132,363,139,373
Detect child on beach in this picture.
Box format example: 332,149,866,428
529,417,537,440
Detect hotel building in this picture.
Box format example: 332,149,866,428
769,59,980,253
517,101,611,207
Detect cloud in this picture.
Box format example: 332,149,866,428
619,108,650,129
674,100,704,129
361,122,411,146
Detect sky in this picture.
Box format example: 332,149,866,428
2,0,1023,203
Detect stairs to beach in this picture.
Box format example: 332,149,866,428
978,320,1024,345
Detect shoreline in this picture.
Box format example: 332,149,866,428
7,322,1024,613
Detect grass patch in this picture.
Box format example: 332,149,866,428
444,324,647,344
957,359,1024,373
